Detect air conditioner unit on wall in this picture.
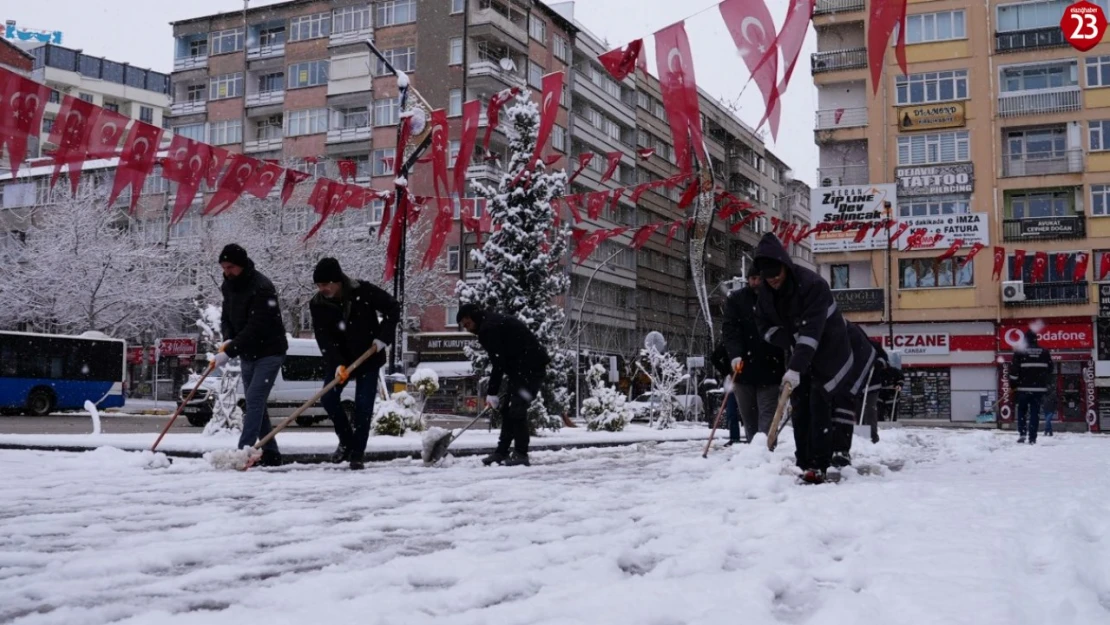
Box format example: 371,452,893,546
1002,281,1026,303
820,176,841,188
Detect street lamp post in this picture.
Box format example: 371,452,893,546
574,247,626,419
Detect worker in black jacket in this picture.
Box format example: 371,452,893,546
722,272,786,443
1009,328,1053,444
309,258,400,470
831,321,880,460
710,341,742,445
875,347,904,426
210,244,288,467
750,234,875,483
457,304,549,466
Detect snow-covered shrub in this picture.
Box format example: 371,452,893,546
194,303,242,435
373,391,419,436
637,346,687,430
582,364,632,432
411,368,440,396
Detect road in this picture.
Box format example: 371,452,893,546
0,413,487,435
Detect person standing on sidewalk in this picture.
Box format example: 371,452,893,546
710,341,742,445
1010,328,1053,444
310,258,400,470
210,244,288,467
722,271,786,443
456,304,549,467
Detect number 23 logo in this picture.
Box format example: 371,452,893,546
1062,2,1107,52
1071,12,1100,39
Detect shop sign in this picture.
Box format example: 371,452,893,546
878,332,951,355
156,338,196,357
1083,361,1101,432
896,213,989,251
895,163,974,196
833,288,885,313
1017,217,1084,239
999,321,1094,351
809,183,897,252
413,334,479,362
897,102,966,130
1099,284,1110,318
999,362,1014,423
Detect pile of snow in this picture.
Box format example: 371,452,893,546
582,364,632,432
83,400,101,435
372,391,422,436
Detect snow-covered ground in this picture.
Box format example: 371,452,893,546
3,428,1110,625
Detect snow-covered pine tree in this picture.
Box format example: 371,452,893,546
456,92,572,432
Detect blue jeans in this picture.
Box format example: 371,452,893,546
1044,411,1054,435
1016,391,1043,442
725,391,740,443
238,354,284,452
320,364,380,458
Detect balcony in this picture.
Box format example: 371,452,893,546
814,0,865,14
245,137,284,153
470,5,529,47
326,126,371,144
468,60,527,92
246,90,284,108
1001,149,1084,177
832,288,884,313
173,55,207,71
330,27,373,47
815,107,867,130
1005,281,1089,307
467,163,503,181
817,164,869,186
995,27,1069,53
170,100,207,116
1002,215,1086,241
811,48,867,74
998,88,1081,117
247,42,285,60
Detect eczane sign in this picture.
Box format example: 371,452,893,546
878,332,951,356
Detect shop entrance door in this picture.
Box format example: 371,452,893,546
1058,361,1083,422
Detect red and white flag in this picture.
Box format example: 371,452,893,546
992,246,1007,281
47,95,98,194
107,121,164,214
569,152,594,184
482,87,520,155
0,68,51,175
281,169,311,207
631,222,663,249
586,190,609,220
960,243,985,269
204,153,259,216
598,39,644,81
337,159,357,182
1055,252,1068,280
1032,251,1048,283
935,238,965,262
654,21,707,173
637,148,655,160
564,194,584,223
1075,252,1090,282
454,99,482,198
161,135,210,224
868,0,909,95
1012,249,1027,281
523,72,565,176
424,110,454,269
600,151,622,184
719,0,781,141
243,159,284,199
84,108,130,160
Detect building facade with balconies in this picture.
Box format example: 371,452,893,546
808,0,1110,428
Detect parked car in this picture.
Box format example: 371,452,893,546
627,391,705,422
179,338,357,427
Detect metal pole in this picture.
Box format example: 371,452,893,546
886,200,894,347
575,247,625,418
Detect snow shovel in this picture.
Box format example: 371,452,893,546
422,406,493,466
702,368,738,458
208,343,381,471
151,360,216,454
766,382,794,452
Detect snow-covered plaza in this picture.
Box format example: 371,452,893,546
3,428,1110,625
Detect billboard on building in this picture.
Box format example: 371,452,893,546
895,212,990,251
896,102,966,131
895,163,974,196
809,183,897,252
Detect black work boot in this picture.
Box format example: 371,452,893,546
505,452,530,467
259,450,282,467
482,450,509,466
349,452,365,470
330,444,350,464
831,452,851,468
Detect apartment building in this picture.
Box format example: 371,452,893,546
809,0,1110,429
0,37,33,76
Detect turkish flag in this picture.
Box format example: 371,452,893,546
730,210,763,234
84,108,130,160
107,120,164,214
0,68,51,175
630,181,653,204
1032,251,1048,284
281,169,311,207
203,146,230,189
243,160,284,199
303,179,344,241
600,151,622,184
203,153,259,216
631,222,663,249
1075,252,1090,282
868,0,909,95
664,220,684,248
992,246,1007,281
522,72,565,176
855,222,872,244
598,39,643,81
677,180,699,209
571,228,605,264
48,95,98,194
1055,252,1068,280
569,152,594,184
564,194,584,223
769,0,816,104
454,99,482,197
337,159,357,182
161,135,209,225
960,243,985,269
586,190,609,220
888,222,910,245
904,228,929,250
424,110,454,270
609,186,625,214
654,21,707,173
378,194,393,241
637,148,655,160
717,200,750,221
1012,249,1027,281
719,0,781,141
482,87,520,155
1100,253,1110,281
936,238,965,262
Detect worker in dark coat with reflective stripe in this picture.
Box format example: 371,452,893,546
750,234,875,482
1009,328,1052,444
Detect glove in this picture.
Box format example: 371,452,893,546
209,352,230,368
722,377,733,394
485,395,500,410
372,339,387,352
217,340,230,353
781,369,800,390
335,365,349,384
731,357,743,374
518,388,534,402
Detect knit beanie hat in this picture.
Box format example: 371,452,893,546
313,257,344,284
218,244,250,268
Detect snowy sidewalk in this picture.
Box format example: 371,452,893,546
3,429,1109,625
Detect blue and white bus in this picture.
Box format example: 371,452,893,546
0,330,126,416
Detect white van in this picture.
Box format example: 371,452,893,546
179,337,358,427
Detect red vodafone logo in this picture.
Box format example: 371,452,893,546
1000,322,1093,350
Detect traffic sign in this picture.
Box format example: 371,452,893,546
1062,0,1107,52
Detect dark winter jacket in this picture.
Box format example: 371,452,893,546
1010,330,1053,393
722,285,786,387
751,234,874,399
472,310,549,396
310,276,400,372
710,342,731,379
220,261,288,361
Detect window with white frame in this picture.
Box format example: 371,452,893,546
373,97,399,126
1093,184,1110,216
209,120,242,145
142,166,170,195
290,13,331,41
446,305,460,326
528,61,544,89
1000,61,1078,92
449,38,463,65
898,196,971,217
451,0,465,14
904,10,966,44
552,125,566,152
209,73,243,100
1086,55,1110,88
447,246,460,272
332,5,371,33
897,130,971,166
448,89,463,116
369,198,385,223
895,69,969,104
140,106,154,124
337,106,369,129
449,140,461,165
376,47,415,74
1006,127,1066,158
554,36,569,63
373,148,396,176
529,15,546,42
209,28,244,55
377,0,417,26
286,108,329,136
186,84,205,102
174,123,206,142
1092,120,1110,151
288,61,329,88
996,0,1075,32
1007,189,1074,218
258,72,284,93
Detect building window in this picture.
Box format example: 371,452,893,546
174,123,206,142
376,47,416,74
41,116,54,134
78,92,94,103
831,265,850,290
369,199,386,223
552,125,566,152
1087,55,1110,88
332,5,371,33
1000,61,1078,92
446,305,460,327
996,0,1076,33
209,73,244,100
1090,120,1110,151
451,0,465,14
258,26,285,47
258,72,284,93
448,89,463,117
337,106,369,129
288,61,329,89
285,108,329,136
447,245,461,272
897,130,971,166
1010,252,1080,282
373,97,399,126
529,61,544,89
1006,127,1066,161
449,38,463,65
895,70,969,105
290,13,331,41
139,106,154,124
900,257,973,288
373,148,396,176
554,36,569,63
1007,189,1073,218
186,84,205,102
209,28,244,55
1093,184,1110,216
209,120,242,145
104,102,119,113
377,0,417,26
529,14,547,42
899,197,971,217
904,10,966,44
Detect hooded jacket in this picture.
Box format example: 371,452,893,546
751,233,874,400
470,309,549,396
722,284,786,386
310,274,400,372
1010,330,1053,393
220,260,288,361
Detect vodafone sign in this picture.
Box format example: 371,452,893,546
999,321,1093,351
880,333,950,355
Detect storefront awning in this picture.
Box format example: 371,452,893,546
413,361,474,378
